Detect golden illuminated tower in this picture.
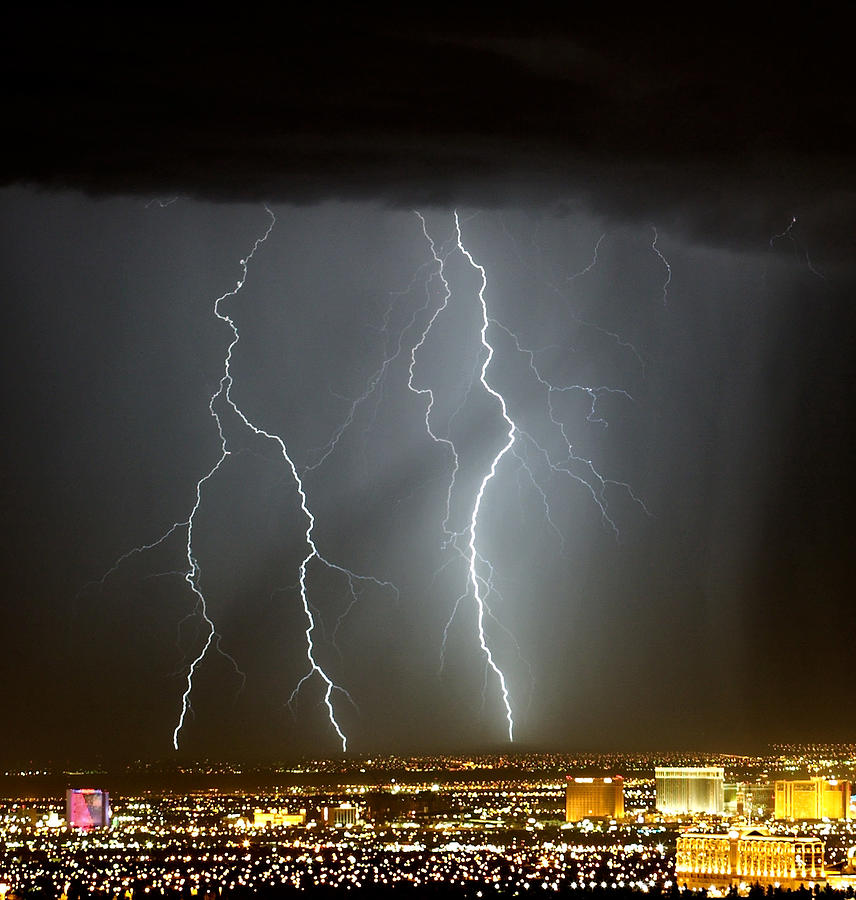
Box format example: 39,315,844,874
655,766,724,815
565,776,624,821
774,778,851,820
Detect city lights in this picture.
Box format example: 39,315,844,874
1,746,855,897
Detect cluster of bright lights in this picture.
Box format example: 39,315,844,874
0,791,677,897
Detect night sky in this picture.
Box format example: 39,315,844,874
1,11,854,763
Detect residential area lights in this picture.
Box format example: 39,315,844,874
0,747,854,896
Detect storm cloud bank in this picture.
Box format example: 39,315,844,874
4,11,855,259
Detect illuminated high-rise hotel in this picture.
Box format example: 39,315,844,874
655,766,724,815
66,789,111,830
774,778,852,820
565,776,624,821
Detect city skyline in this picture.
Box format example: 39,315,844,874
2,11,855,761
2,745,856,897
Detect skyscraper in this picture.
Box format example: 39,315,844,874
774,778,852,820
66,789,111,830
565,776,624,821
655,767,724,815
321,804,358,826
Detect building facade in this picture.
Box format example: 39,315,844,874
66,789,111,830
321,804,358,826
253,809,306,827
774,778,851,820
676,827,826,890
655,766,724,815
565,777,624,821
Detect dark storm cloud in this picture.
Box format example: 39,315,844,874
4,10,855,258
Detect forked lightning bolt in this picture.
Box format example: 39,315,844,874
293,209,650,741
179,204,398,751
498,217,647,371
87,205,396,752
82,204,650,749
171,209,279,748
769,215,825,279
453,212,518,739
409,213,461,546
409,217,518,726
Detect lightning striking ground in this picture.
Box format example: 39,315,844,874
179,205,398,751
283,209,650,741
158,208,281,749
452,211,518,739
88,205,647,749
87,205,397,752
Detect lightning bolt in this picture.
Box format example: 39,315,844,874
144,196,181,209
651,225,672,305
446,211,518,740
86,205,396,752
187,205,397,752
498,217,647,371
769,215,825,279
408,214,461,546
567,232,607,282
419,212,652,741
407,218,510,718
171,207,278,749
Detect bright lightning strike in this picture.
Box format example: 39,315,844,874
416,212,650,739
409,213,461,547
300,209,648,742
122,205,643,748
170,208,277,749
407,213,520,737
452,211,518,740
178,204,398,751
87,205,396,752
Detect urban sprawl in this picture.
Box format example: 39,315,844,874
1,747,855,898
